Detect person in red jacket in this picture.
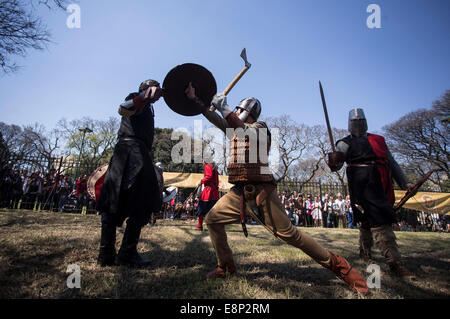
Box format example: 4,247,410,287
76,174,88,210
193,160,220,231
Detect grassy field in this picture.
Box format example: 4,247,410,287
0,209,449,299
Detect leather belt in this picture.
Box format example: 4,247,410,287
349,161,377,167
118,137,150,150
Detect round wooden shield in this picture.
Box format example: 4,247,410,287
87,163,109,202
163,63,217,116
88,163,167,203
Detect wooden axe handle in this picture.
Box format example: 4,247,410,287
209,65,250,112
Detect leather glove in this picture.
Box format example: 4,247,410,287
211,93,233,118
327,151,345,172
143,86,163,104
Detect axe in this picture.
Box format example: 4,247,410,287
209,48,252,112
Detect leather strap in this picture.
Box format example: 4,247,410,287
240,193,248,237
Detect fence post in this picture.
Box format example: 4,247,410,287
319,179,322,201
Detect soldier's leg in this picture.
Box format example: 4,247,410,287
258,188,368,294
359,222,374,262
371,224,415,279
98,213,117,266
204,189,242,278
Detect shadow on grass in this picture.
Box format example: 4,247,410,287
0,240,77,298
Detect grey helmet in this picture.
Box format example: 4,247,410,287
348,108,368,137
139,79,160,93
155,162,164,171
235,97,262,122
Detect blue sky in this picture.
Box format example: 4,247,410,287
0,0,449,134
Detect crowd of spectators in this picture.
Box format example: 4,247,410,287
278,190,356,229
277,189,449,233
0,163,94,212
1,163,448,233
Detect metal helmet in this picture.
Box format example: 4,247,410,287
348,108,368,137
155,162,164,171
138,79,160,93
235,97,262,122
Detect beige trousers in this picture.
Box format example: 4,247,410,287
205,184,331,268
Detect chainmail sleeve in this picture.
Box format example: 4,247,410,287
387,149,410,189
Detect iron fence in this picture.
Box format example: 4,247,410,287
0,153,443,216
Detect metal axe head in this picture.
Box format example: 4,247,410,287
240,48,251,68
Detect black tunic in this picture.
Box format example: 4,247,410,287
96,101,162,227
339,135,396,227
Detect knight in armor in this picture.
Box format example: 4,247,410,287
185,84,368,294
96,80,163,267
193,160,220,231
327,108,415,279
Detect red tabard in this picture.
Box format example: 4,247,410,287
366,133,395,204
200,163,220,201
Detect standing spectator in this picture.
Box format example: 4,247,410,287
312,195,322,227
292,190,299,203
280,190,288,207
24,170,43,209
296,195,306,226
305,194,313,227
444,215,450,233
329,196,338,228
344,195,354,229
194,160,220,231
76,174,88,212
9,169,23,208
287,200,299,226
334,193,347,228
322,193,329,206
322,196,329,228
0,163,13,207
58,175,71,212
42,168,57,210
21,169,30,195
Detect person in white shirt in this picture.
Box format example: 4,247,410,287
334,193,347,228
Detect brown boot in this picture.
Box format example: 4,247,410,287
388,261,416,280
359,227,373,263
206,261,237,279
359,248,373,263
326,252,369,294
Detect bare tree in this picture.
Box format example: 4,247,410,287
20,122,61,158
264,115,312,181
0,0,69,73
383,97,449,191
312,125,348,185
432,89,450,120
0,122,26,155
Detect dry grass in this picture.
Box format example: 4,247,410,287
0,209,449,299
